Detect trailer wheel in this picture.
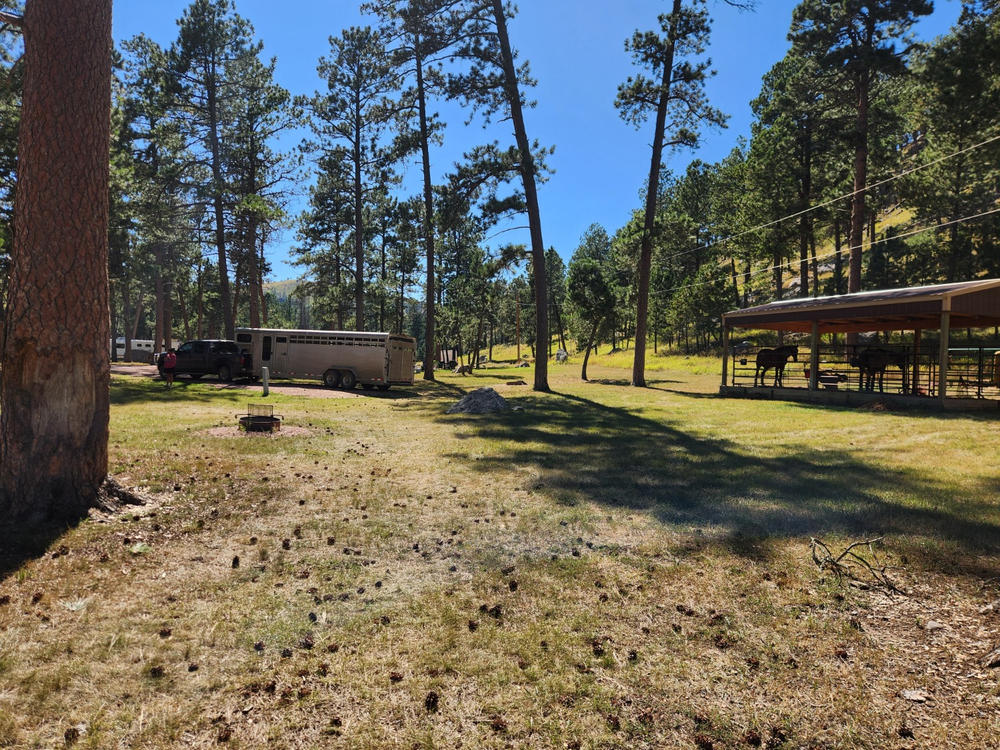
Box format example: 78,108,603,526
340,370,357,389
323,369,340,388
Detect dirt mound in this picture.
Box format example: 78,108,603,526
446,387,509,414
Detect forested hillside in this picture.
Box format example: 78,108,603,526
0,0,997,364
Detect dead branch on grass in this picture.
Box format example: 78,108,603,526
810,537,906,595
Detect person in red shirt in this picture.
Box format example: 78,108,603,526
162,348,177,388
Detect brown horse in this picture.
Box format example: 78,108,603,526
754,345,798,387
854,348,909,393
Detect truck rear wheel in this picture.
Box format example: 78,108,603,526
340,370,357,389
323,369,340,388
217,364,232,382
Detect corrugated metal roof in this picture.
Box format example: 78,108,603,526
724,278,1000,332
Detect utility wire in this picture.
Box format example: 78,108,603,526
654,205,1000,297
653,129,1000,266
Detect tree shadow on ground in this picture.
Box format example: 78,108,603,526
110,376,443,406
0,517,80,583
440,389,1000,572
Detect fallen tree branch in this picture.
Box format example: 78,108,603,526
810,537,906,595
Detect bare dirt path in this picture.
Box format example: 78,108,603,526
110,363,363,399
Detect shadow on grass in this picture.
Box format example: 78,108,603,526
110,376,448,406
0,516,80,583
441,389,1000,568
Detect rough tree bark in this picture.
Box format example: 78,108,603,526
0,0,113,523
415,38,436,381
491,0,548,391
848,69,868,295
631,0,682,388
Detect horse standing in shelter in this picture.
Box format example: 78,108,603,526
853,347,909,393
754,345,798,387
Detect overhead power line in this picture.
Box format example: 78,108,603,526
654,205,1000,298
655,128,1000,267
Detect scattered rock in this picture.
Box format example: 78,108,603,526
979,599,999,615
923,620,946,632
984,646,1000,669
900,689,928,703
445,388,509,415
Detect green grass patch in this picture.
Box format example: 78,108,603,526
0,366,996,747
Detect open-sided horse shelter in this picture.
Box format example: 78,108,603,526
720,278,1000,409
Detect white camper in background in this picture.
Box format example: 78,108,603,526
235,328,416,390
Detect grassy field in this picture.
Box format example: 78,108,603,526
0,360,998,748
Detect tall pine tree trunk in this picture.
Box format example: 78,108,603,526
353,92,365,331
631,0,682,388
491,0,548,391
798,120,812,297
415,40,436,380
207,72,234,339
0,0,112,523
848,71,868,295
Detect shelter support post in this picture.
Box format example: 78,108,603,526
721,322,730,389
938,310,950,401
809,321,819,391
912,329,921,396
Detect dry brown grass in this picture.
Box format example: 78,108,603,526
0,367,998,748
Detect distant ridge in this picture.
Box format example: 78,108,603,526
263,279,300,300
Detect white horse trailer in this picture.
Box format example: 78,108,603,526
235,328,416,390
110,337,159,362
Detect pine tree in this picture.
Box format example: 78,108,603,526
0,0,112,522
169,0,261,339
303,26,400,331
616,0,728,387
789,0,932,294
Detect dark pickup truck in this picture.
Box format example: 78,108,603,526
156,340,250,382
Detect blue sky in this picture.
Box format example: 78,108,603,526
112,0,962,281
